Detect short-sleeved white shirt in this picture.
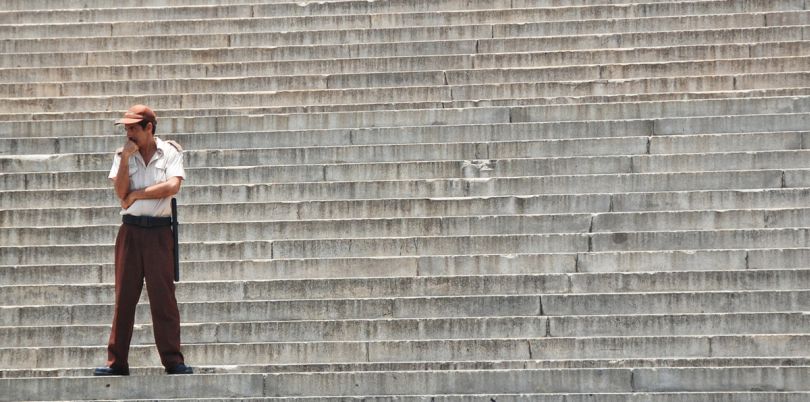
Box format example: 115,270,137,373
108,137,185,217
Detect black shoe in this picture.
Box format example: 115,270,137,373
166,363,193,375
93,366,129,376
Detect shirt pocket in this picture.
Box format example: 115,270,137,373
127,161,139,177
154,158,169,182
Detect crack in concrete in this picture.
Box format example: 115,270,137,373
538,295,544,316
630,369,636,391
527,339,533,359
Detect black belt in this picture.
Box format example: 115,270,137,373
122,215,172,228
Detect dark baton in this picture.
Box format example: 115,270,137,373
171,197,180,282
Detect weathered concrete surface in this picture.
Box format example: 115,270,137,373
3,0,810,399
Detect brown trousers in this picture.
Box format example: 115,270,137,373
106,223,184,369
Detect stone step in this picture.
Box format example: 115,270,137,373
5,23,808,70
5,290,808,327
1,269,806,306
3,194,613,226
653,112,810,135
650,131,808,154
592,207,810,232
2,112,803,155
3,334,809,371
0,70,807,118
269,229,810,258
7,202,810,242
3,367,810,400
4,395,805,402
2,0,768,25
0,232,589,264
4,214,594,245
586,247,807,273
8,206,810,246
0,0,518,25
0,118,647,155
1,119,656,154
632,149,810,174
3,312,808,348
4,359,810,384
0,240,273,266
4,48,808,87
0,154,642,188
454,73,810,104
482,25,810,56
51,392,810,402
0,169,790,210
3,227,810,265
3,92,809,138
8,149,810,191
2,0,345,11
2,1,800,40
3,10,805,57
118,391,810,402
0,253,575,285
4,85,810,122
514,95,810,127
2,246,806,286
7,188,810,227
4,56,809,99
1,136,654,173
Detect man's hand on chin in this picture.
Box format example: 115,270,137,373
122,138,139,157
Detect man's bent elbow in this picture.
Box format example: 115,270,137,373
168,177,182,196
111,178,128,200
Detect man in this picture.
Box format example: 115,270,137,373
94,104,192,376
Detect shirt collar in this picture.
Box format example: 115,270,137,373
154,137,168,159
133,137,166,167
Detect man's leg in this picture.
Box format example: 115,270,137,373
142,226,185,369
105,224,145,371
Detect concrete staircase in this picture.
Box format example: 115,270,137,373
1,0,810,399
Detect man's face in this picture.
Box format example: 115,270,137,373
124,122,151,147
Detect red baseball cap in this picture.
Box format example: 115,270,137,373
114,104,157,125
